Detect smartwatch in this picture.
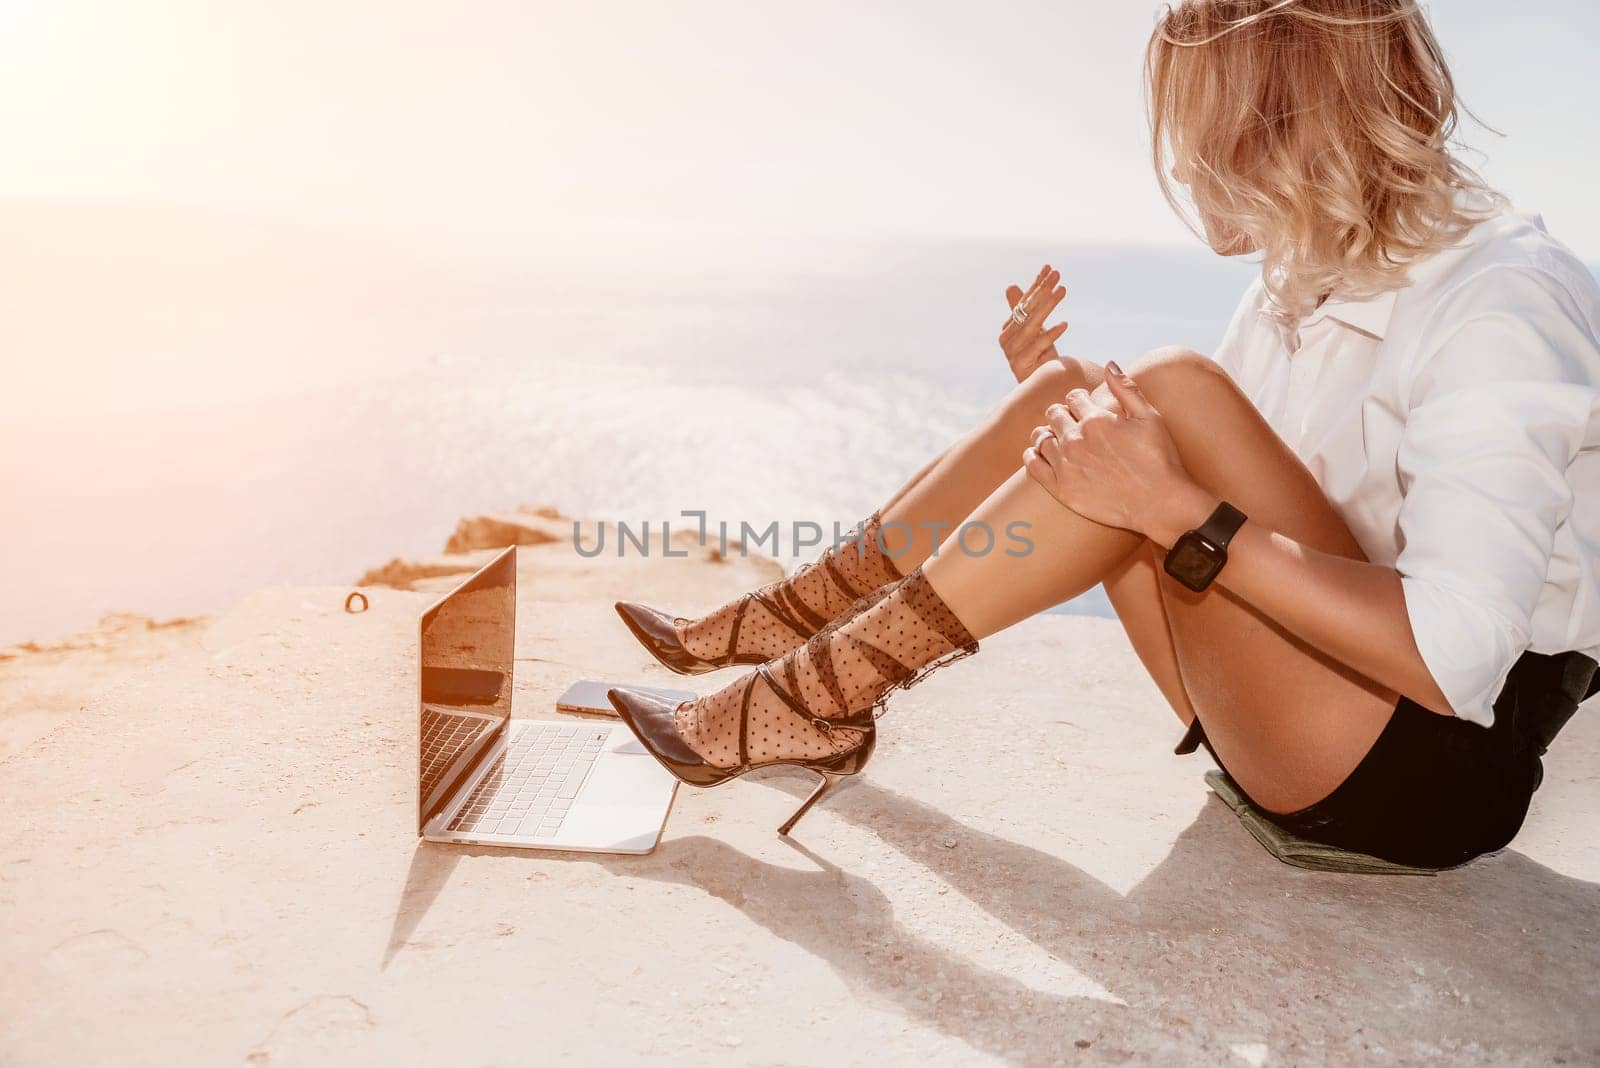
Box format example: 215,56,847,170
1163,500,1247,593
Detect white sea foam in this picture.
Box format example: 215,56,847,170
0,213,1258,644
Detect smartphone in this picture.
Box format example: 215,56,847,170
555,679,698,717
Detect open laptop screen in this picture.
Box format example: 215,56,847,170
417,547,516,831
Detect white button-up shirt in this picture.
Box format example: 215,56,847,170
1213,200,1600,726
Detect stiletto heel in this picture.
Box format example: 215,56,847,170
778,771,844,836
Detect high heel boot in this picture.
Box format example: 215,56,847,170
608,569,977,834
615,512,903,675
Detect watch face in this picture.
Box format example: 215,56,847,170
1165,533,1223,592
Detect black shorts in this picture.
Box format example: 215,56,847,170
1182,648,1600,869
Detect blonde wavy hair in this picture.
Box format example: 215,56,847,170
1147,0,1503,320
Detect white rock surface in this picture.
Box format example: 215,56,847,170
2,527,1597,1065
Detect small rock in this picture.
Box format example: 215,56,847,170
941,837,957,849
1075,1039,1092,1049
722,1035,743,1048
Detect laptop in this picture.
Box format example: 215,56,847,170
416,546,678,854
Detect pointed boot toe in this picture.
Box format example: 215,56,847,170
606,686,723,785
614,601,725,675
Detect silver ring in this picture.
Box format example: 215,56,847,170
1011,304,1030,325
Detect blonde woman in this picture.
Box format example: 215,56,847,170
610,0,1600,867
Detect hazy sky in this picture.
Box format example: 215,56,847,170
1,0,1596,255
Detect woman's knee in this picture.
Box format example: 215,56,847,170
1131,345,1222,377
1121,346,1235,402
993,358,1094,430
1125,347,1363,558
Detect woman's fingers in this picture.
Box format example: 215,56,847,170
1044,403,1073,439
1027,264,1050,297
1036,283,1067,322
1014,277,1065,334
1022,445,1057,492
1102,359,1156,418
1003,270,1063,345
1012,266,1057,318
1037,431,1067,471
1018,322,1069,373
999,266,1067,382
1005,266,1049,313
1025,426,1065,468
1025,268,1059,314
1063,387,1098,420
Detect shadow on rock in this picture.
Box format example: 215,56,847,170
747,773,1600,1060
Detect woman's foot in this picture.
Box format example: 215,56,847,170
616,513,905,673
609,568,976,834
620,568,978,770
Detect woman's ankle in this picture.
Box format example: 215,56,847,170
676,512,904,663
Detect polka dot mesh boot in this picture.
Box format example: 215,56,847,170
614,513,904,675
607,568,977,834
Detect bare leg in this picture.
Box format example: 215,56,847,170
1103,541,1199,725
922,347,1395,814
655,361,1102,666
876,359,1108,568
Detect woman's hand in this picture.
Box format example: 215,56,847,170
999,265,1069,383
1023,360,1197,536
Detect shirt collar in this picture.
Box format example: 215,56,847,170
1258,285,1399,349
1309,287,1399,340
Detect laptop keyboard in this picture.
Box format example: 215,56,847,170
446,722,611,838
420,708,499,804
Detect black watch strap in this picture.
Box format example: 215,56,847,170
1197,501,1247,552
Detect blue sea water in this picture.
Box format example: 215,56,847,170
0,215,1259,646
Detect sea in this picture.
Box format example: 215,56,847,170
0,205,1260,647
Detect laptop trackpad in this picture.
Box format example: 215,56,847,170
580,749,679,808
552,750,677,853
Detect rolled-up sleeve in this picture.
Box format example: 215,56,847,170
1395,269,1598,724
